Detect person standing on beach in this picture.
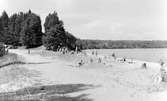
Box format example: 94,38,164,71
92,50,94,55
142,63,147,69
160,59,165,67
98,57,102,63
158,59,167,82
95,50,98,56
75,46,78,54
112,53,116,60
28,49,30,54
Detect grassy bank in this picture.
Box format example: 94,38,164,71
0,53,43,94
0,53,25,68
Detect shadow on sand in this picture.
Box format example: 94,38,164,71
0,83,98,101
0,61,50,68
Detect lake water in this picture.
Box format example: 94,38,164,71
95,48,167,63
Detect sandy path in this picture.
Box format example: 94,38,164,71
9,49,167,101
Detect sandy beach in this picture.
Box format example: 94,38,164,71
0,48,167,101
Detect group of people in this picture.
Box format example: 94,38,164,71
76,50,122,67
37,46,167,84
141,59,167,83
54,46,80,55
57,47,69,54
75,49,138,67
76,50,167,84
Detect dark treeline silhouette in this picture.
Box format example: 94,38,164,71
0,10,167,51
0,10,78,50
43,11,77,51
0,10,43,48
77,40,167,49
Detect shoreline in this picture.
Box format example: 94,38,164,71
0,48,166,101
84,48,167,63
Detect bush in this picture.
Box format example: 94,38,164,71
0,44,6,57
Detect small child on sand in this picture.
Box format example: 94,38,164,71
112,53,116,60
160,59,165,67
90,58,93,63
98,57,102,63
142,63,147,69
78,59,84,67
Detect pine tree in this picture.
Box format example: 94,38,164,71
8,14,19,45
0,10,43,47
1,11,8,29
0,11,9,43
43,11,77,51
20,11,43,48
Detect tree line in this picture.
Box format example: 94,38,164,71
0,10,78,50
0,10,43,48
0,10,167,51
78,40,167,49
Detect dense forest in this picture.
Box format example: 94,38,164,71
0,10,43,48
0,10,167,51
0,10,78,50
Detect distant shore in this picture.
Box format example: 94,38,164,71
79,40,167,49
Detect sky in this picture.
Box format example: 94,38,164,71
0,0,167,40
